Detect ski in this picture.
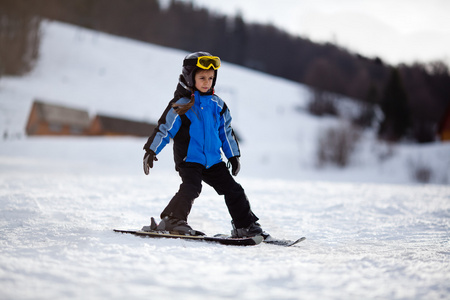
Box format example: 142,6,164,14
214,234,306,247
113,229,263,246
263,236,306,247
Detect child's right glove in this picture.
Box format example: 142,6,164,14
143,150,158,175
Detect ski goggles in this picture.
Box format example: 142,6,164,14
184,56,221,70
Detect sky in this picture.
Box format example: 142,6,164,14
175,0,450,66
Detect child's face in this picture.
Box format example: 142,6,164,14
194,69,215,93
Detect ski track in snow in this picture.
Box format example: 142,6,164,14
1,139,449,300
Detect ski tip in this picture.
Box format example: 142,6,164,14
287,236,306,247
262,236,306,247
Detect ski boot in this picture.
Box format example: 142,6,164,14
231,221,267,239
142,217,205,236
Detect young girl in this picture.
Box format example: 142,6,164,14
143,51,264,238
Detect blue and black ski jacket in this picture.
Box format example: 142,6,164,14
144,83,240,170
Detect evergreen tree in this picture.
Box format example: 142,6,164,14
354,84,378,128
378,68,410,141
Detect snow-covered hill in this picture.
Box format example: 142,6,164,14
0,21,449,300
1,21,449,184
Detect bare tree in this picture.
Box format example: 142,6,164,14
0,0,41,76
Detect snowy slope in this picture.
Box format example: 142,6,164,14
0,21,449,300
1,140,449,300
1,20,450,184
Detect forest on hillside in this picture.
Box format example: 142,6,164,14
1,0,449,143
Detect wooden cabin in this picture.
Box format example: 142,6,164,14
26,101,90,136
438,105,450,141
26,101,156,137
89,114,156,137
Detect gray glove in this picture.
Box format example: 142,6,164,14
143,150,158,175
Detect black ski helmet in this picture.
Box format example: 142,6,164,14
182,51,219,89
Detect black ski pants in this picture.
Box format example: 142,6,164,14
161,162,258,228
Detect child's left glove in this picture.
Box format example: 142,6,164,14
143,150,158,175
228,156,241,176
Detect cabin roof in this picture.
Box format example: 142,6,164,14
34,100,90,128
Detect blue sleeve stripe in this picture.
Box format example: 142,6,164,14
151,109,180,154
214,96,240,158
221,110,233,156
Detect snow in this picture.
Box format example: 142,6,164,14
1,21,449,300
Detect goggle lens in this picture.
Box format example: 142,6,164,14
196,56,221,70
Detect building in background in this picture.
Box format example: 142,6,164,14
26,100,155,137
26,100,90,136
89,114,155,137
438,105,450,141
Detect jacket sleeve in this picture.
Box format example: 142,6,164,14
144,102,182,155
218,102,241,159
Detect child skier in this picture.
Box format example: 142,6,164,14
143,51,264,238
